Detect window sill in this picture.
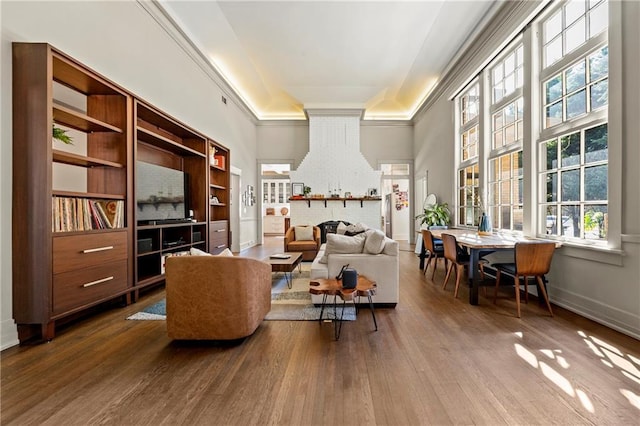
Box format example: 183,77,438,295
554,240,625,266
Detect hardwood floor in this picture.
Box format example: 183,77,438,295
2,237,639,425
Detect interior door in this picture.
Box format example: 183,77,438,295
385,194,392,238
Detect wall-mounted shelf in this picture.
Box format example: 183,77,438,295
289,197,382,208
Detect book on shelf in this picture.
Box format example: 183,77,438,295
52,196,125,232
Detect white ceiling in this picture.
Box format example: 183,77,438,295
158,0,500,120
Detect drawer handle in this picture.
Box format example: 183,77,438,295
215,229,226,233
216,244,226,249
82,276,114,288
82,245,114,254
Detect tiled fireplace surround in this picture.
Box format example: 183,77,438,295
289,110,382,230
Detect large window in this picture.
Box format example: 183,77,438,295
458,164,480,227
489,151,523,231
542,0,609,67
537,0,608,242
540,123,608,240
452,0,609,244
486,42,525,232
457,83,480,227
543,46,608,128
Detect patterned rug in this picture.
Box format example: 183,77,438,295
126,263,355,321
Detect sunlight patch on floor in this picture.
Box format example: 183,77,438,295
620,389,640,410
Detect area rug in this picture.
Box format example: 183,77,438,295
126,263,355,321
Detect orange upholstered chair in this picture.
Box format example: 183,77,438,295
284,225,321,261
165,256,271,340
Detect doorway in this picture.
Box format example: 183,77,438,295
259,163,292,240
379,162,413,243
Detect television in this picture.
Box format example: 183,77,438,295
136,161,189,224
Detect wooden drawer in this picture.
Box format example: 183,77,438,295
210,220,228,232
53,231,128,274
210,221,228,251
53,260,128,315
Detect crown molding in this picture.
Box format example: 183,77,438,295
304,108,365,119
137,0,259,124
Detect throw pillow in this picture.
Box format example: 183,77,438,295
320,233,366,263
190,247,212,256
336,221,348,235
294,226,314,241
363,229,386,254
217,248,234,257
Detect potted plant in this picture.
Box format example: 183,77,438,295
53,125,73,145
416,202,451,228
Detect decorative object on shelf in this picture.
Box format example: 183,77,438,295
292,182,304,196
344,192,352,198
210,196,219,205
266,207,275,215
416,200,451,228
280,207,289,216
367,188,378,197
52,125,73,145
478,212,492,235
303,185,311,197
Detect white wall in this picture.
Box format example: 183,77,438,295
0,1,259,349
412,1,640,339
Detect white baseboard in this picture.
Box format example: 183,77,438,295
0,319,19,351
551,288,640,340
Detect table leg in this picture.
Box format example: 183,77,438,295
285,271,292,289
468,248,480,305
319,294,328,323
367,294,378,331
335,299,346,340
419,241,427,270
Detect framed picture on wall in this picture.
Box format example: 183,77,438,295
292,182,304,196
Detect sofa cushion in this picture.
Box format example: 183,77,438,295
190,247,212,256
320,233,366,263
382,238,399,256
288,240,317,251
363,229,386,254
336,221,348,235
217,248,234,257
294,226,314,241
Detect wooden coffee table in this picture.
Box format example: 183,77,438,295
309,276,377,340
264,252,303,288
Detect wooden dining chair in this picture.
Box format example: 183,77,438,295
421,229,446,280
493,242,555,318
441,233,470,298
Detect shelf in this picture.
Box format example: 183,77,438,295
137,221,206,230
52,190,125,200
210,164,226,172
288,197,382,208
53,150,125,168
210,184,226,190
210,203,227,207
136,127,206,158
53,103,122,133
136,275,165,288
53,54,123,96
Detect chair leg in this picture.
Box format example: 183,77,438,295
423,253,432,275
536,276,554,317
494,270,501,304
431,255,439,280
443,263,454,290
515,276,522,318
453,265,464,298
524,276,529,304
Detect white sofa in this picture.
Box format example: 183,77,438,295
310,231,399,307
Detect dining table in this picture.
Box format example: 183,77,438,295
428,229,560,305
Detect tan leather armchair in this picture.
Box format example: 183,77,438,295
284,225,321,261
165,256,271,340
